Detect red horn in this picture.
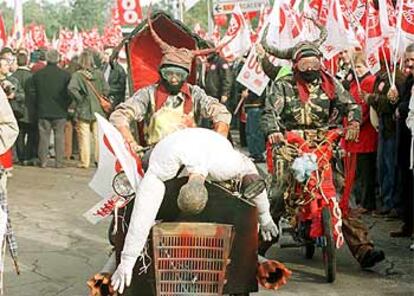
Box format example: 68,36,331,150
147,3,172,52
192,29,238,57
257,255,292,290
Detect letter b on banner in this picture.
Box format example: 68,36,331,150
118,0,142,26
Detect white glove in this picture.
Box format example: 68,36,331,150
111,256,136,294
260,220,279,242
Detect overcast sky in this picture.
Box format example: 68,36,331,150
4,0,157,8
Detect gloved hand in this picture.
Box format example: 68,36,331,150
267,132,284,145
345,121,360,142
111,257,136,294
259,213,279,241
260,220,279,241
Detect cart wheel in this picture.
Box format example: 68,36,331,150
322,207,336,283
303,244,315,259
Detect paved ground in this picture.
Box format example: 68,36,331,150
2,163,414,296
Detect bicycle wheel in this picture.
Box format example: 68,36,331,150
322,207,336,283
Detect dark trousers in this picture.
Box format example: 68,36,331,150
377,125,396,210
399,168,414,234
354,152,377,210
16,122,38,162
246,107,265,160
38,118,66,167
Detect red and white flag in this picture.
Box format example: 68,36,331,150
89,114,143,200
321,0,360,59
400,0,414,44
29,24,49,49
220,4,252,61
0,14,7,49
68,26,83,60
118,0,142,26
86,114,144,224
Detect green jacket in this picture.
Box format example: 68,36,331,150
68,69,110,122
261,73,361,135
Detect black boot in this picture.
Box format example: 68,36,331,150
360,249,385,269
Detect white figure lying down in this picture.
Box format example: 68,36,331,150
111,127,278,293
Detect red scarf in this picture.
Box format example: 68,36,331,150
295,71,336,102
155,82,193,114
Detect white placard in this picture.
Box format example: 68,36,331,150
236,47,270,96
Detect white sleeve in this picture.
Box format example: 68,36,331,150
0,88,18,154
121,173,166,264
239,154,272,225
252,190,272,225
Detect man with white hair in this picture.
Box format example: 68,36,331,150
111,128,278,294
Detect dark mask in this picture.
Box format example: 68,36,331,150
299,70,321,83
160,77,184,95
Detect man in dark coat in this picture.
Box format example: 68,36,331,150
391,43,414,237
204,53,233,104
12,52,38,165
33,49,71,168
102,47,127,107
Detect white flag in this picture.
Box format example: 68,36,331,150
220,4,252,61
321,0,360,59
89,114,142,198
11,0,24,47
184,0,200,11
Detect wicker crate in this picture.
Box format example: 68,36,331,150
152,223,234,296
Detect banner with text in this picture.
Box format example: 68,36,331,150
118,0,143,26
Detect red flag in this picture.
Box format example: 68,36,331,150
117,0,142,26
309,0,330,25
0,13,7,49
29,24,48,48
401,0,414,37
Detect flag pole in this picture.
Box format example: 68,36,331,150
381,45,393,87
207,0,213,38
392,0,404,86
179,0,184,22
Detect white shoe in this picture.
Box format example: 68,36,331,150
410,243,414,251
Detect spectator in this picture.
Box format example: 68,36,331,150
68,51,109,168
64,56,81,161
343,52,378,213
243,88,266,163
391,43,414,238
31,49,47,73
368,63,405,217
101,47,127,108
202,52,233,128
33,49,71,168
12,52,38,165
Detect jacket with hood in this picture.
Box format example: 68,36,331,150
68,68,110,122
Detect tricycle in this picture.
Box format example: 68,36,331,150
266,128,345,283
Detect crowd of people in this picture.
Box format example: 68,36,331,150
0,35,413,246
0,45,127,171
0,16,413,294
